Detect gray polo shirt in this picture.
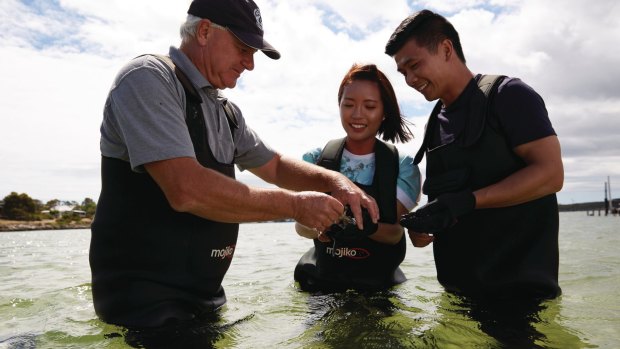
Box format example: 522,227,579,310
100,46,275,172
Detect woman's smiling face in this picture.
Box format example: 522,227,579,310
339,80,384,154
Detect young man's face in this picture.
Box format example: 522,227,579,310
394,39,449,102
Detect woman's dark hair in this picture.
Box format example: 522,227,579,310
337,63,413,143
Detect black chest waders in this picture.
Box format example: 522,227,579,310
90,56,241,327
294,138,407,292
415,75,561,299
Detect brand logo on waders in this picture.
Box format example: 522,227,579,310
211,245,235,260
326,246,370,259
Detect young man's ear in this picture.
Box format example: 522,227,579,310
441,38,453,61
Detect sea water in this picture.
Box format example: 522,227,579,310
0,211,618,348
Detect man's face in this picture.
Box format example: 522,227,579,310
394,39,448,102
201,22,257,89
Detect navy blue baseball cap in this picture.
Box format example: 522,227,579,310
188,0,281,60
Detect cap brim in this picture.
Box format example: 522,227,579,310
228,29,281,60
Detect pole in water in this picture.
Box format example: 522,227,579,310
608,176,616,215
605,181,609,216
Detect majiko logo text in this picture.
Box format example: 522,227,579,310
326,246,370,259
210,245,235,260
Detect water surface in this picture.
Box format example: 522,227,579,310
0,212,618,348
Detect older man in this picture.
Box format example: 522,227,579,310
90,0,377,328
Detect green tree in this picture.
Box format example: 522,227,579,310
2,192,37,220
78,197,97,217
65,200,79,207
33,199,44,212
45,199,60,210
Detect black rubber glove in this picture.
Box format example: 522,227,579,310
325,206,378,240
399,190,475,234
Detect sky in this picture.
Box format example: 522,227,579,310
1,0,619,205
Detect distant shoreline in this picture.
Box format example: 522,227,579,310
0,208,615,233
558,199,619,212
0,218,293,232
0,219,92,232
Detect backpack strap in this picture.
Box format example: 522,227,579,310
412,74,505,164
478,74,506,95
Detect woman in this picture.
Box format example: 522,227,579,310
294,63,422,292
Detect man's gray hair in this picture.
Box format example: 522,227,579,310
180,14,203,45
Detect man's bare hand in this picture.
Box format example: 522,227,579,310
329,176,379,229
292,191,344,232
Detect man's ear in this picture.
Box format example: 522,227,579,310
441,38,454,61
196,19,212,45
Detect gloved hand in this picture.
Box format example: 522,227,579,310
325,206,378,240
399,190,475,234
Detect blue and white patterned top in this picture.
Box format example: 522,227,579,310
303,147,421,211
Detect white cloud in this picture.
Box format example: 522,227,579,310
0,0,618,204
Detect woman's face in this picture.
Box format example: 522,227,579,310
339,80,384,153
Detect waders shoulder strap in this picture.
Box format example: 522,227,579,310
154,55,238,133
413,74,506,164
373,140,399,223
317,137,347,171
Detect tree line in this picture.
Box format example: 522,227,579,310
0,192,96,221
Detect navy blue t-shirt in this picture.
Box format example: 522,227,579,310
432,75,556,148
